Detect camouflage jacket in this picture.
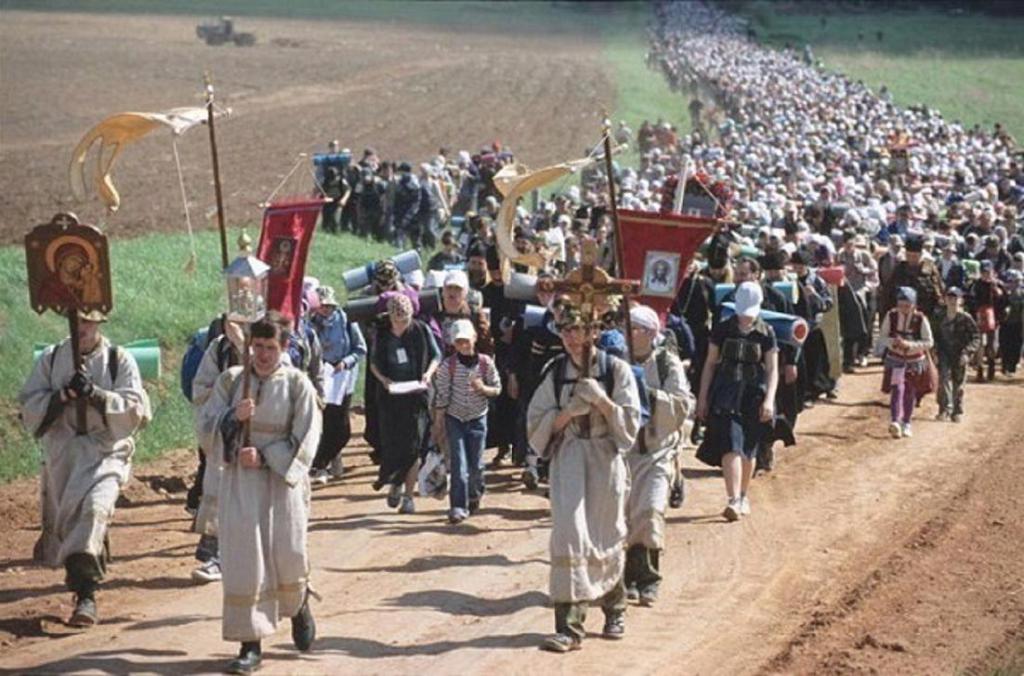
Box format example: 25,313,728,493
884,260,944,317
935,310,980,363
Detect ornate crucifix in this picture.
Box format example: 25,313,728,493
537,238,639,434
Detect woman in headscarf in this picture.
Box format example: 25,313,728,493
369,294,440,514
876,286,935,439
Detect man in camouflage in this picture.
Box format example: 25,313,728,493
882,235,944,322
934,287,980,423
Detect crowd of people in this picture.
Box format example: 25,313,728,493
18,1,1024,672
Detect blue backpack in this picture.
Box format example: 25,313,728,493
179,327,210,402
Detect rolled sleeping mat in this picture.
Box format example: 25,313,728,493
522,304,547,329
342,249,424,292
312,151,352,170
391,249,422,276
33,339,162,380
719,303,809,348
714,283,733,306
449,215,466,230
417,288,441,317
773,280,797,304
505,272,538,303
342,263,376,293
343,295,380,324
344,288,441,324
817,266,846,287
424,270,448,290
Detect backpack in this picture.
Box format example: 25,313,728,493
180,327,210,402
540,349,617,412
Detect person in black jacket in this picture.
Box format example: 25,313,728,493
391,163,422,249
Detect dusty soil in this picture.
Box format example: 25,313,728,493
0,11,611,242
1,366,1022,675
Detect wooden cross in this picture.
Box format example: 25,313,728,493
537,238,638,436
538,239,638,354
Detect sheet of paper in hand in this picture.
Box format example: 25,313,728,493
388,380,428,395
324,365,355,406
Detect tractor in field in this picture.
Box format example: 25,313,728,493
196,17,256,47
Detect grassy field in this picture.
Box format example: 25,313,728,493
744,2,1024,138
605,13,690,167
0,228,392,483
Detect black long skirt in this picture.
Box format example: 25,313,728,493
376,391,429,487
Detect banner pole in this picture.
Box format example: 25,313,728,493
602,119,635,362
67,309,88,435
205,72,229,270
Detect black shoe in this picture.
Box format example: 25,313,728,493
227,642,262,674
291,596,316,652
68,594,97,627
521,467,539,490
756,445,775,474
540,633,582,653
468,498,481,515
625,583,639,602
638,583,659,607
669,477,685,509
602,612,625,640
491,446,509,468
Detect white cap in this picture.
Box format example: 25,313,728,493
443,270,469,290
404,269,425,289
734,282,763,319
629,304,660,331
450,319,476,343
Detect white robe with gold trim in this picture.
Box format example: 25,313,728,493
18,337,151,566
198,364,321,642
527,354,640,604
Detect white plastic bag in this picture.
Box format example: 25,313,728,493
417,449,448,500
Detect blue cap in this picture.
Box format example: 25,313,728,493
597,329,627,358
896,286,917,304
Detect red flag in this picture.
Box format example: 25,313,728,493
256,197,321,324
618,208,716,317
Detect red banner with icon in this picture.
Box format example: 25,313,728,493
256,197,322,324
618,209,716,317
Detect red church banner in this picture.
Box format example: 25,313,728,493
618,208,716,317
257,197,322,324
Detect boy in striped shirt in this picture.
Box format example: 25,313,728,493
432,319,502,523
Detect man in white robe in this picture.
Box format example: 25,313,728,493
527,308,640,653
198,313,321,674
625,305,693,606
18,311,151,626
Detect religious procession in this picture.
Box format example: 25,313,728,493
5,0,1024,674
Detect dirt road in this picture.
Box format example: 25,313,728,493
1,366,1021,675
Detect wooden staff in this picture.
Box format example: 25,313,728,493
241,327,253,447
205,72,229,270
67,309,88,435
602,120,636,363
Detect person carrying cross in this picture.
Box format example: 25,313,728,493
527,286,641,651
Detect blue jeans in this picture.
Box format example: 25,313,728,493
445,414,487,515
